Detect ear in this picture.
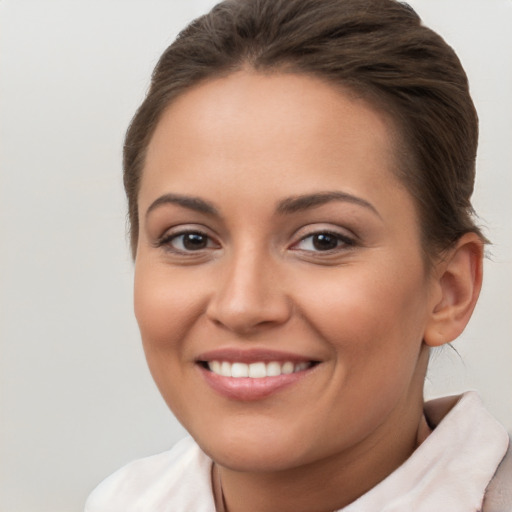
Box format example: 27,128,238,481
423,233,484,347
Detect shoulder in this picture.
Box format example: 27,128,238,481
482,435,512,512
424,392,511,511
84,436,216,512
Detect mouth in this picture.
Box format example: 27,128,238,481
196,349,320,400
200,360,316,378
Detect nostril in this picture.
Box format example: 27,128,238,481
204,261,293,333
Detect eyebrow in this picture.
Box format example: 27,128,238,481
277,191,381,218
146,193,219,218
145,190,380,220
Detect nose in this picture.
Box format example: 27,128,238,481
206,247,292,334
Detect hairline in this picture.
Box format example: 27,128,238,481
129,65,440,270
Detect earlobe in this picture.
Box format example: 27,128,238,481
423,233,484,347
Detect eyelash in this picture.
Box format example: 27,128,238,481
291,230,356,253
156,228,356,255
156,229,219,253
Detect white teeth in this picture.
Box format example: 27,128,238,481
210,361,222,375
281,361,294,374
249,362,266,378
220,361,232,377
266,361,281,377
231,362,249,378
206,360,312,378
295,362,309,372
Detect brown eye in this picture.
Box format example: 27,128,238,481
159,230,219,253
181,232,208,250
293,231,354,252
312,233,339,251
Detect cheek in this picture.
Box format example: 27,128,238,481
294,259,429,358
133,264,205,355
133,263,210,418
292,262,429,429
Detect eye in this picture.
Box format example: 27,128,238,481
158,230,219,253
292,231,355,252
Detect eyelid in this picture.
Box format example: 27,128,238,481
289,226,357,253
153,223,358,255
154,225,221,253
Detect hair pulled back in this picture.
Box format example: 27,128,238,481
124,0,483,259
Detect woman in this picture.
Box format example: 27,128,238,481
86,0,510,510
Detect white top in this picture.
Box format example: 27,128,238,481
85,392,509,512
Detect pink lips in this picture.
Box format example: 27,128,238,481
196,348,314,364
196,348,318,401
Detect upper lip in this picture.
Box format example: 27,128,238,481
195,348,319,364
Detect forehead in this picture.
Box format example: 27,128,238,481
150,72,395,151
143,71,403,196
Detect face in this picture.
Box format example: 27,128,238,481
134,71,437,472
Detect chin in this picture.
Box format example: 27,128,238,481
203,439,308,473
187,416,328,473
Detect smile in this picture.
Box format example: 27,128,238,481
196,350,320,401
205,360,313,378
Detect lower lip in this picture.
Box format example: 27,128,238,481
198,365,314,401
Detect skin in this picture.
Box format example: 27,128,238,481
134,71,483,512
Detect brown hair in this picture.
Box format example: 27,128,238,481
124,0,483,259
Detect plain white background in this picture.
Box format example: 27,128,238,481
1,1,511,511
